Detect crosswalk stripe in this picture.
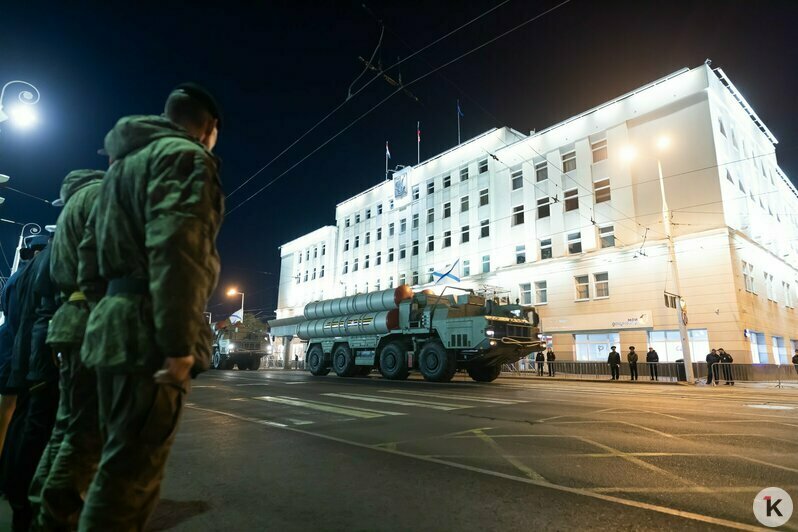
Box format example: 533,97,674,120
322,393,470,411
253,395,405,419
378,389,526,405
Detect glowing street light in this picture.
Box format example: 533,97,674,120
227,287,244,323
0,80,41,130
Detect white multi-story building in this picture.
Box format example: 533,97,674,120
274,63,798,365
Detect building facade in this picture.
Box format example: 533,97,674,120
275,64,798,364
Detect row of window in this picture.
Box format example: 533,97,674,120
297,265,326,284
296,244,326,264
741,260,794,308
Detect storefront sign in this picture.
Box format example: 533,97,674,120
544,310,653,332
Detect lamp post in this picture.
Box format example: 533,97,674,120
11,222,41,274
226,287,244,322
0,80,40,130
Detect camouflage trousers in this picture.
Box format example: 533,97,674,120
79,366,188,532
29,346,101,530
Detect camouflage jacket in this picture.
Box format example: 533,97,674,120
79,116,223,371
46,170,104,347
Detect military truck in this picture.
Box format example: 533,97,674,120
211,320,272,370
298,285,544,383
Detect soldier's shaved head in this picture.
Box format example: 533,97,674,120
164,84,220,150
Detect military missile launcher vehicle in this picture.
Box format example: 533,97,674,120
298,285,544,383
211,320,272,370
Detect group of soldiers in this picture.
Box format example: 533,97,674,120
0,83,224,531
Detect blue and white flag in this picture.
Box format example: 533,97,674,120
230,307,244,324
457,100,464,118
433,259,461,285
385,141,391,159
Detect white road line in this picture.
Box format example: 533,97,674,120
235,383,270,386
253,395,405,419
323,392,470,411
378,389,526,405
192,385,217,388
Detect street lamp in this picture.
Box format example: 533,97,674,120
622,136,695,383
8,222,42,274
0,80,40,130
227,287,244,322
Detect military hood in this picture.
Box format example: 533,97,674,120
59,169,104,204
103,115,202,161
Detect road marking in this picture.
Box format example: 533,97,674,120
471,428,546,482
186,405,288,427
546,420,676,439
591,486,797,494
745,404,795,410
322,392,470,411
378,389,527,405
732,454,798,474
192,385,217,388
253,395,405,419
235,383,270,386
189,405,765,531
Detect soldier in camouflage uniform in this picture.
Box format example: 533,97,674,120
28,170,104,529
78,84,223,531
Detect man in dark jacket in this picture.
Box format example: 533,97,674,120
545,348,556,376
78,84,223,531
706,349,720,385
793,350,798,374
627,346,639,381
535,351,545,376
718,348,734,386
30,170,105,529
646,347,659,381
0,265,26,459
608,346,621,380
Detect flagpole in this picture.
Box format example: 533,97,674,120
457,99,461,145
385,141,389,180
417,121,420,165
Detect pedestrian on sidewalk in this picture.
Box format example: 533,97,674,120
294,354,298,370
546,348,556,377
706,349,720,385
608,346,621,380
627,346,639,381
793,349,798,374
535,351,545,376
718,348,734,386
646,347,659,381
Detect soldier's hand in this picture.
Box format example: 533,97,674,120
154,355,195,385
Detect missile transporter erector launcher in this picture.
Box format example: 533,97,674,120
298,285,544,383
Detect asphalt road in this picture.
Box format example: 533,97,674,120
139,370,798,531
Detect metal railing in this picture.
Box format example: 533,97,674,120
707,362,798,387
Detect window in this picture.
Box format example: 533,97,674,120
575,275,590,300
388,276,394,289
599,225,615,248
427,180,435,195
389,200,394,210
427,235,434,252
460,167,469,181
567,232,582,254
355,213,361,224
320,265,325,277
399,245,406,260
749,331,768,363
389,223,395,237
562,151,576,173
718,118,726,138
399,273,406,286
322,244,326,255
354,235,360,248
519,283,532,305
478,158,488,174
306,250,310,261
765,272,775,301
594,178,611,203
462,260,471,277
388,248,394,262
353,258,359,272
594,272,609,298
772,336,788,364
512,205,524,226
365,232,371,245
345,217,351,228
535,161,548,182
412,213,419,229
575,333,621,361
443,202,451,218
412,186,420,200
482,255,490,273
296,272,301,284
510,168,523,190
366,209,371,219
731,128,738,150
364,255,370,268
564,188,579,211
540,239,552,260
344,239,350,252
516,245,526,264
443,231,452,248
376,251,382,265
461,195,470,212
313,247,318,258
377,228,382,240
726,170,734,183
377,203,383,215
400,218,407,233
648,329,709,362
298,253,302,264
535,281,548,304
480,219,490,238
427,268,435,283
412,271,419,285
374,280,380,291
343,261,349,274
784,282,793,308
479,188,489,206
443,175,451,188
591,139,607,163
537,197,550,218
412,240,419,256
742,261,754,292
461,225,470,243
304,271,308,282
427,208,435,224
738,180,746,195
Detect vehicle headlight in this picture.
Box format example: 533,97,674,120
486,329,495,337
228,343,235,351
489,340,497,346
266,345,273,354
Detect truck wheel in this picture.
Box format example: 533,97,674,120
250,356,261,371
418,341,456,382
221,358,234,370
307,346,330,376
379,342,409,380
212,349,223,370
332,345,356,377
467,363,501,382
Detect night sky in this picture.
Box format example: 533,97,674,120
1,0,796,321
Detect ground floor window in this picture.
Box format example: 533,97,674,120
749,332,768,364
574,333,620,361
772,336,787,364
647,329,709,362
